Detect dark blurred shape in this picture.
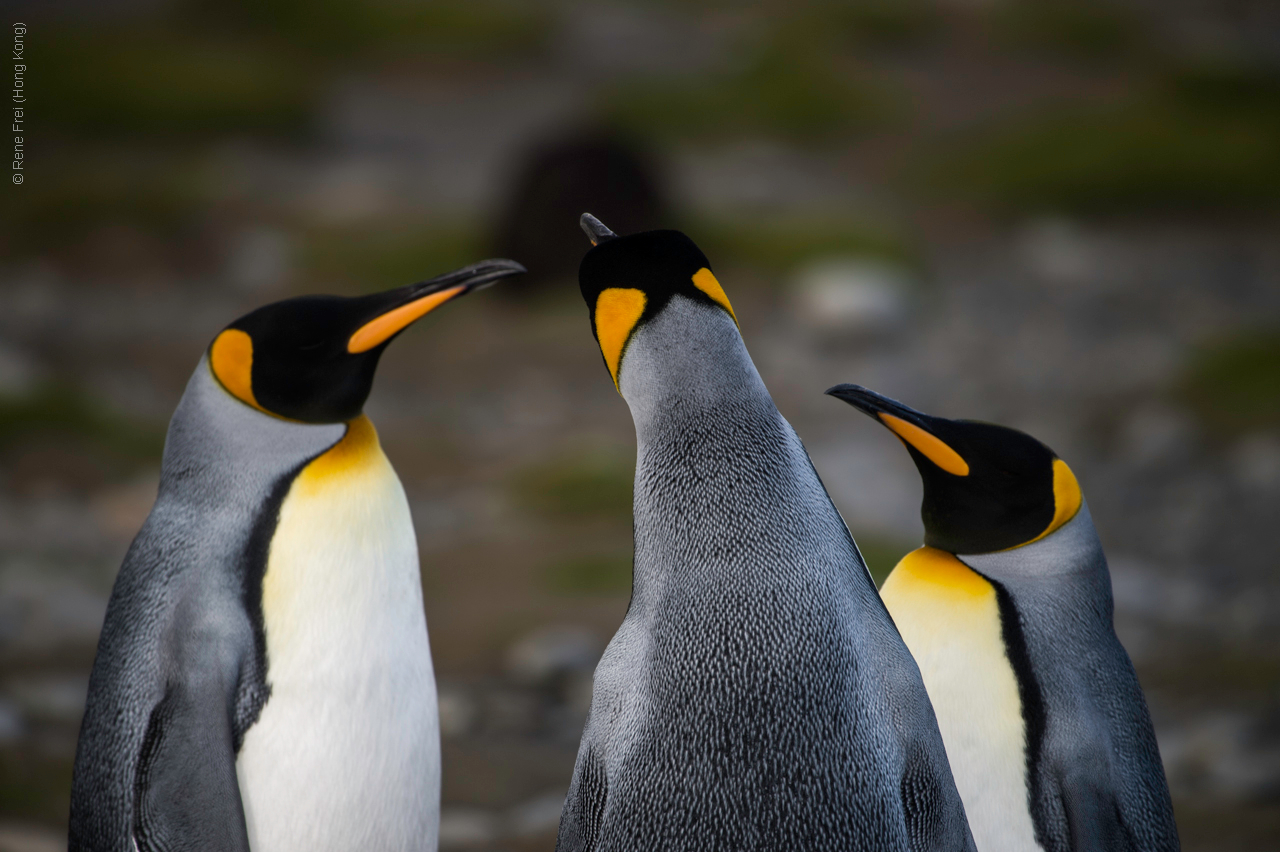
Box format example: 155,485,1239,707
491,131,668,288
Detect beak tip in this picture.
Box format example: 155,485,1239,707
580,213,617,246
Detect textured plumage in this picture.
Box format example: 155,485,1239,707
558,225,974,852
829,385,1179,852
70,261,523,852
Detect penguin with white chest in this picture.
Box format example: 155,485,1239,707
70,259,524,852
556,216,975,852
827,384,1179,852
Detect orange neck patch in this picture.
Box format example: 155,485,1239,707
691,268,737,325
890,545,992,600
294,415,381,493
209,328,265,412
880,413,970,476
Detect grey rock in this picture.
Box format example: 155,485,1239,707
505,625,601,687
437,685,476,739
0,823,65,852
5,675,89,724
506,791,567,838
790,258,913,339
438,808,501,849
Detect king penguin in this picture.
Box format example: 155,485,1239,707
827,384,1179,852
69,259,525,852
555,215,975,852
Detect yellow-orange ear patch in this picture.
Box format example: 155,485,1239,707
691,268,736,325
209,328,262,411
880,413,970,476
595,288,646,391
1017,458,1083,548
348,285,464,354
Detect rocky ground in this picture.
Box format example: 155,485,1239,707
4,1,1279,850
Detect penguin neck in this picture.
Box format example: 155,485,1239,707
618,296,775,444
617,297,855,598
162,360,347,510
957,501,1105,584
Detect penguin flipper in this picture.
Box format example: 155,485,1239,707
900,743,979,852
555,743,607,852
132,675,251,852
1059,771,1137,852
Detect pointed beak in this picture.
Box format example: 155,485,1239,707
826,384,970,477
580,212,617,247
825,384,929,426
347,258,525,354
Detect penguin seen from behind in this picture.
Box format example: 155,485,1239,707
827,384,1179,852
71,259,525,852
556,215,975,852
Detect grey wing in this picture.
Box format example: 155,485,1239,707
69,516,258,852
132,661,251,852
555,741,608,852
1058,768,1137,852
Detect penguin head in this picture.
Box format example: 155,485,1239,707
826,384,1083,555
578,213,738,392
208,259,525,423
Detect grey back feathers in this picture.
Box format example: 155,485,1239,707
557,297,974,851
70,361,343,852
961,504,1179,852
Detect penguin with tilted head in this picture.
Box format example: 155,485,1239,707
70,259,524,852
827,385,1179,852
556,215,975,852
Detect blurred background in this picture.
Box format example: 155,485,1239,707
2,0,1279,849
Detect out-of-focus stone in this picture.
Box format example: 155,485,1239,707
0,344,41,396
226,227,292,293
1159,711,1280,802
1229,432,1280,491
505,625,601,687
0,698,24,742
438,808,501,849
6,675,89,725
437,685,476,739
1118,406,1196,470
506,791,566,838
0,823,65,852
0,572,107,660
1019,217,1098,286
790,258,912,339
91,476,159,542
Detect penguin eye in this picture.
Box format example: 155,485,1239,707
297,340,326,353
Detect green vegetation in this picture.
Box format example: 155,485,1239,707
42,28,315,138
693,216,917,272
0,385,164,464
990,0,1142,61
544,551,633,595
0,748,73,825
41,1,549,140
1,154,208,256
820,0,941,49
597,3,905,143
924,62,1280,213
302,224,487,293
1178,328,1280,438
188,0,551,60
599,52,883,143
852,532,914,587
511,455,633,522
